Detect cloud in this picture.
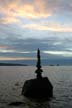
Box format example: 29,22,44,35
0,45,9,49
22,23,72,32
0,49,35,54
53,42,62,46
0,37,72,60
0,0,52,24
0,56,36,60
0,0,72,60
0,17,20,24
0,0,72,24
43,50,72,57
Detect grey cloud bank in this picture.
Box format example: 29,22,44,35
0,36,72,59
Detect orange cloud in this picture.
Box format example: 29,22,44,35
0,16,20,24
0,0,20,24
0,0,72,24
16,0,52,18
0,0,52,24
0,56,36,60
16,4,51,19
0,45,9,49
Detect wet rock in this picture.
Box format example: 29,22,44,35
22,77,53,99
8,101,25,106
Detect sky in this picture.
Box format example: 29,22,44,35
0,0,72,60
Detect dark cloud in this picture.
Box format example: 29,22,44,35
0,36,72,59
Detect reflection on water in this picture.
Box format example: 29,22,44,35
22,97,51,108
0,66,72,108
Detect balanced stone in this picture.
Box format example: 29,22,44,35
22,49,53,99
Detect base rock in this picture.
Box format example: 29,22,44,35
22,77,53,99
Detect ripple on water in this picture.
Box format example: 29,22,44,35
0,66,72,108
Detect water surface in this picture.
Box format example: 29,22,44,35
0,66,72,108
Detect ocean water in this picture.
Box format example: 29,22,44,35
0,66,72,108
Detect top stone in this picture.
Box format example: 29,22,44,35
35,48,43,79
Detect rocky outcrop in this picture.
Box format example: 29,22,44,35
22,77,53,98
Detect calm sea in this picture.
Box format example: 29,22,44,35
0,66,72,108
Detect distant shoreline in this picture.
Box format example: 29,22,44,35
0,63,28,66
0,63,59,66
0,63,72,66
0,58,72,66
